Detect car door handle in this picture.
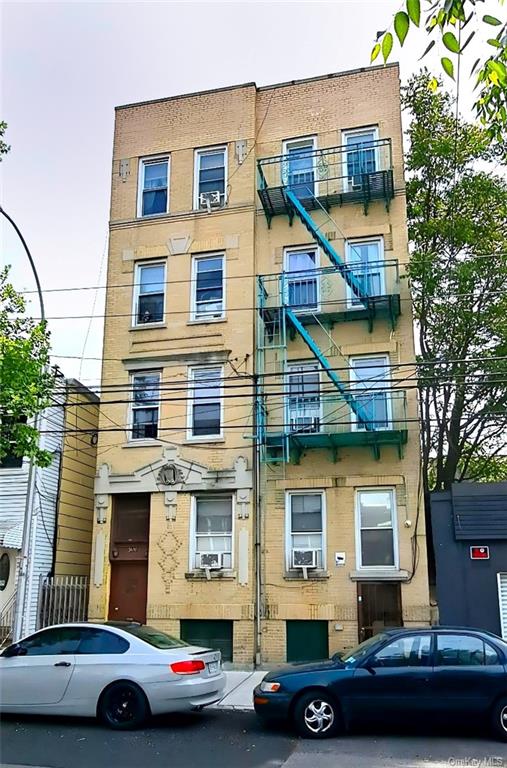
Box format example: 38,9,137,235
54,661,71,667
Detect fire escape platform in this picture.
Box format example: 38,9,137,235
290,294,401,332
265,427,408,463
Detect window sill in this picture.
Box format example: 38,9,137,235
129,323,167,332
184,437,225,444
122,440,163,449
187,318,227,326
349,569,409,582
185,570,236,581
283,570,330,581
136,212,170,221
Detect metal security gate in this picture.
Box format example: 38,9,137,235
498,573,507,640
37,575,89,629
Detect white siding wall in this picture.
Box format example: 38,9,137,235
0,461,28,614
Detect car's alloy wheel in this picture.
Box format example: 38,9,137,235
491,697,507,742
294,691,340,739
99,682,148,730
500,705,507,735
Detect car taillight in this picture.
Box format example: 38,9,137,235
170,659,206,675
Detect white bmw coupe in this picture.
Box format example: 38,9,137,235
0,621,226,729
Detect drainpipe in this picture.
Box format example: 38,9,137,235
253,373,263,667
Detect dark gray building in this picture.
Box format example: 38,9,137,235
431,482,507,638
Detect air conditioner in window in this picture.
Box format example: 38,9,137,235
199,191,222,210
290,416,320,433
292,549,318,569
198,552,223,570
348,175,364,191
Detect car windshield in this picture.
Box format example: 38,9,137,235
338,633,388,666
122,625,189,649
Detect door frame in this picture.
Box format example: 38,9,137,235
357,580,403,642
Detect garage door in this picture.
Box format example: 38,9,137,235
286,620,329,662
498,573,507,640
180,619,233,662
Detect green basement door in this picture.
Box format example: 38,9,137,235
286,620,329,662
180,619,233,662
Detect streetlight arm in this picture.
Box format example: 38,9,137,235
0,205,45,321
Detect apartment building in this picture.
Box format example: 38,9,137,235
89,64,430,666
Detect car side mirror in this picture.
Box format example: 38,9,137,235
364,660,377,675
2,643,27,658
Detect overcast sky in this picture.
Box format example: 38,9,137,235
1,0,501,388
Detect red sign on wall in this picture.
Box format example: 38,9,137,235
470,546,490,560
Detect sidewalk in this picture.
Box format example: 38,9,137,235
214,670,267,710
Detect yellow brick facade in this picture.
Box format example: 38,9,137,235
90,64,430,667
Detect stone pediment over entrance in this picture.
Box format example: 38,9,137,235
94,444,252,523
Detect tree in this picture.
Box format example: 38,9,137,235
403,71,507,491
0,123,56,467
373,0,507,146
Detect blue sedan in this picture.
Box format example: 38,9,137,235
254,627,507,740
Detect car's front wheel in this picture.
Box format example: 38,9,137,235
491,697,507,742
293,690,341,739
98,681,149,730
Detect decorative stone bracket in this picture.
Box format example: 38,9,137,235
164,491,177,521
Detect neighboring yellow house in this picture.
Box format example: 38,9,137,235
89,64,430,666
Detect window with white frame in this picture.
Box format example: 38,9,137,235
193,496,233,570
284,247,319,311
191,254,225,320
356,489,397,568
343,128,378,191
346,238,384,305
194,147,227,208
287,364,321,433
133,262,165,325
189,367,222,438
350,355,390,431
138,157,169,217
131,371,161,440
286,492,325,570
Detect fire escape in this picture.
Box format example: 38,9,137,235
256,138,407,464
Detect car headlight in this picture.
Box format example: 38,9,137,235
259,680,281,693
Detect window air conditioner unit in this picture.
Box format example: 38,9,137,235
199,552,223,570
348,176,363,191
292,549,318,569
290,416,320,433
199,191,222,209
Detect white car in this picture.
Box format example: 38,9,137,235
0,621,226,729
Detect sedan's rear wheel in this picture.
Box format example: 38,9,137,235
98,681,149,730
294,691,341,739
491,697,507,742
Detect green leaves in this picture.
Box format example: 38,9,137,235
442,30,460,53
407,0,421,27
382,32,393,62
483,14,502,26
370,43,381,63
395,11,410,45
441,56,455,79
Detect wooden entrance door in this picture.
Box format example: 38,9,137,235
357,582,402,642
108,561,148,624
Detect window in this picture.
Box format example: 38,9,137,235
282,137,316,199
356,488,397,568
133,262,165,325
287,364,321,433
194,146,227,208
122,624,188,649
346,238,384,305
343,128,378,190
0,553,10,591
370,635,432,668
284,247,319,311
18,627,83,656
436,634,500,667
138,156,169,217
76,629,129,655
192,496,233,570
350,355,390,430
286,492,325,570
191,254,225,320
188,367,222,439
131,372,160,440
0,415,27,468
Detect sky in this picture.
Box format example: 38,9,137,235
1,0,503,388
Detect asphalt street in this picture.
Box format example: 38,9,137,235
1,710,506,768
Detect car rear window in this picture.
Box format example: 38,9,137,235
122,625,189,649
